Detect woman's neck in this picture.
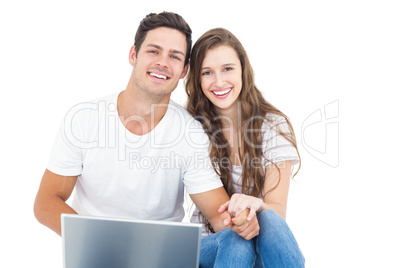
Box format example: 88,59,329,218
217,100,241,129
216,101,242,161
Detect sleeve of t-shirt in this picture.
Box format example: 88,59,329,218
181,120,223,195
47,112,83,176
262,114,300,168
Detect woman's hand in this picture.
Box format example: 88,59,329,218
218,193,266,222
219,207,260,240
218,194,266,240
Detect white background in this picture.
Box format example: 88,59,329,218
1,0,401,267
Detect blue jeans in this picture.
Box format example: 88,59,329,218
199,210,305,268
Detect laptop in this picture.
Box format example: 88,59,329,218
61,214,202,268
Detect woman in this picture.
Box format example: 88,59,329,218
186,28,305,267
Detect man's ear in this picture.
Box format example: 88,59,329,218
180,63,189,79
129,45,137,67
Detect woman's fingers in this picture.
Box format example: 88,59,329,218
218,201,230,213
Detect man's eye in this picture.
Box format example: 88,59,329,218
171,55,181,60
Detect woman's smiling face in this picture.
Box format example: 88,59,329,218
200,45,242,112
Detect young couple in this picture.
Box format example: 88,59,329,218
34,12,304,267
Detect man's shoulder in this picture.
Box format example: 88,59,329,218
168,100,203,127
84,91,119,106
165,100,210,150
65,92,119,116
62,91,119,132
168,100,190,116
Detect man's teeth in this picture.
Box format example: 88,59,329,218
213,88,231,96
150,73,168,80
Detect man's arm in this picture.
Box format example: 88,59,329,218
190,187,231,233
33,169,78,236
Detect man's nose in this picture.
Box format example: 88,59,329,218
155,54,169,69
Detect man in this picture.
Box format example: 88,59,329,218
34,12,258,239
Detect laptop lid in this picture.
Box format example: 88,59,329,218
61,214,202,268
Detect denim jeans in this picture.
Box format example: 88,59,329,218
199,210,305,268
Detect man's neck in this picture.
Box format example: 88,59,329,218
117,87,170,136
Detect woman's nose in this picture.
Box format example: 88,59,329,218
214,72,225,87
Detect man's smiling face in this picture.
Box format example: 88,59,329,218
130,27,188,100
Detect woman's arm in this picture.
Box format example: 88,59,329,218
260,160,293,220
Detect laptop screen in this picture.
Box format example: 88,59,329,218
61,214,202,268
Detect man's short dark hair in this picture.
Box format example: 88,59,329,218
134,12,192,65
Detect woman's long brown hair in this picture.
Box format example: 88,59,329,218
185,28,300,233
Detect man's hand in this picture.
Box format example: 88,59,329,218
231,211,260,240
220,210,233,227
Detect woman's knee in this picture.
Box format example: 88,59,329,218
256,210,305,266
219,228,254,251
257,209,282,223
200,228,256,267
257,209,289,235
214,229,255,266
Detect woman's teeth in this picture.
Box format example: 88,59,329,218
213,88,231,96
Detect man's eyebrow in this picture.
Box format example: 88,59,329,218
146,43,185,57
171,49,185,57
146,43,163,50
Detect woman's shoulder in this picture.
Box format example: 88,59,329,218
262,113,290,131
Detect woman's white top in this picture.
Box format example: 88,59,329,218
190,114,300,237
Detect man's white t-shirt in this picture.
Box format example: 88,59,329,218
47,92,222,222
191,114,300,237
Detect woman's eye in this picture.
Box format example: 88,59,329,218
224,67,233,72
202,71,212,76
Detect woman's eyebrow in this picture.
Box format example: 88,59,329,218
201,63,236,70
